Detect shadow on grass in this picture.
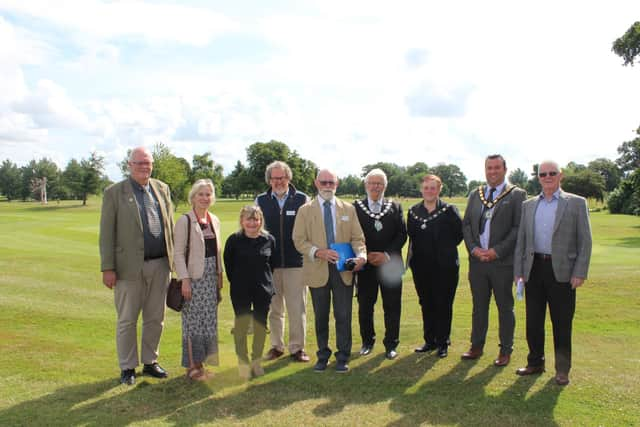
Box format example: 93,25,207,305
616,236,640,248
0,355,565,426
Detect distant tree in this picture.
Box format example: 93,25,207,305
430,163,467,197
608,169,640,215
525,164,542,195
612,21,640,66
616,126,640,175
588,158,622,192
20,158,63,201
151,143,191,206
508,168,528,188
119,149,133,179
62,159,84,200
191,152,224,190
561,169,606,201
222,161,251,199
336,174,362,196
63,152,105,205
467,180,484,195
0,159,22,201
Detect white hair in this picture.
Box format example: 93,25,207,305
364,168,388,186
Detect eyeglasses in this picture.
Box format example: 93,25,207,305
367,182,385,187
270,176,287,181
131,161,153,167
318,180,336,186
538,171,559,178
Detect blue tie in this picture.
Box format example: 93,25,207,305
323,200,335,246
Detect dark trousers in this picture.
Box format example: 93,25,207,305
525,258,576,374
231,295,270,363
412,265,459,348
468,262,515,354
357,265,402,351
310,266,354,363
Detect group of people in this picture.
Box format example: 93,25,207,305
99,148,592,388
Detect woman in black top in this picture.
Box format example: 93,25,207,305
224,205,275,379
407,174,463,358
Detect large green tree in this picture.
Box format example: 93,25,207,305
191,152,224,191
588,158,622,192
20,158,64,201
616,126,640,175
0,160,22,201
430,163,467,197
221,161,251,199
150,143,191,206
336,174,362,197
561,169,606,202
508,168,528,189
612,21,640,66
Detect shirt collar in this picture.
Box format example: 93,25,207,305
538,189,561,201
318,195,336,206
129,177,150,192
487,181,506,194
367,197,383,207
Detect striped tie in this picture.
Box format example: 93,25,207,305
143,187,162,237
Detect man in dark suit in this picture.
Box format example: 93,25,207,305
514,160,592,386
99,147,174,385
292,168,366,373
353,168,407,360
462,154,526,367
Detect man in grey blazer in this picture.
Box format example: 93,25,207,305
292,168,366,373
462,154,526,366
99,147,174,385
514,160,592,386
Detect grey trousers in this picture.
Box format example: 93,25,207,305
310,266,354,363
468,261,515,354
114,257,170,370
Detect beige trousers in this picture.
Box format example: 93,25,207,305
114,257,170,369
269,267,307,354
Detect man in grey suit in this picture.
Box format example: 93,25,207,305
100,147,175,385
514,160,592,386
462,154,526,366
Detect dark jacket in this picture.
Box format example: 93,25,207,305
256,184,307,268
407,200,463,271
353,198,407,258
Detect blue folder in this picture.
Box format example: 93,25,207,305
330,242,356,272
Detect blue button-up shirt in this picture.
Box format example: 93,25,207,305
533,189,560,254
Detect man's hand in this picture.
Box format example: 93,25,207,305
352,257,367,272
471,247,486,260
182,278,192,300
484,248,498,262
102,270,117,289
316,248,339,264
570,277,585,289
367,251,387,267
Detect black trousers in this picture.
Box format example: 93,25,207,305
310,265,354,363
412,265,459,348
231,293,271,363
525,258,576,374
357,265,402,351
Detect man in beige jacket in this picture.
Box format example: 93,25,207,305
99,147,174,385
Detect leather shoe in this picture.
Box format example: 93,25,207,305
359,344,374,356
415,343,437,353
515,365,545,376
142,363,168,378
461,347,483,360
120,369,136,385
555,372,570,386
313,359,328,372
437,347,448,358
335,361,349,373
385,349,398,360
494,353,511,367
264,347,284,361
291,350,310,362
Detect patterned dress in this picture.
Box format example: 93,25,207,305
181,222,219,367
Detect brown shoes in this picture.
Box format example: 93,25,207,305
461,347,484,360
292,350,310,362
494,353,511,367
264,348,284,361
555,373,570,386
515,365,545,376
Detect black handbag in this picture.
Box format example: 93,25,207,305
167,214,190,312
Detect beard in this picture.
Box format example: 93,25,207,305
319,189,335,200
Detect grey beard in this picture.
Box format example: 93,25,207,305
319,189,335,200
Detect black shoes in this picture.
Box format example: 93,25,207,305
415,343,437,353
314,359,328,372
120,369,136,385
437,347,448,358
385,349,398,360
335,361,349,373
143,363,168,378
359,344,374,356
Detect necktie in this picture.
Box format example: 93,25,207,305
371,201,381,214
479,187,496,235
323,200,335,246
143,187,162,238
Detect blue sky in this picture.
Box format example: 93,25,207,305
1,0,639,183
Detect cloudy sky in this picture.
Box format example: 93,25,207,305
1,0,639,183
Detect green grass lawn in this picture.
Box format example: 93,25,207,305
0,197,638,426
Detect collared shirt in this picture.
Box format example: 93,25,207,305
129,178,166,259
479,181,506,249
272,191,289,210
533,189,560,254
309,195,337,260
367,197,383,213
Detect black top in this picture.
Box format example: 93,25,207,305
256,184,307,268
407,200,463,271
223,232,276,301
353,198,407,259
